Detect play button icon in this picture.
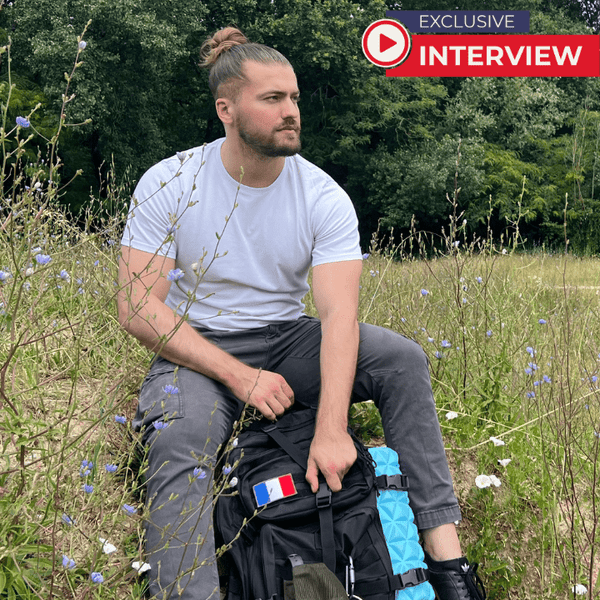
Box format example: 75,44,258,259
362,19,412,68
379,33,397,54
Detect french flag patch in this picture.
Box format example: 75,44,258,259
253,473,297,508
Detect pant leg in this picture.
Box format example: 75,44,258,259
134,355,245,600
353,322,461,530
266,316,461,530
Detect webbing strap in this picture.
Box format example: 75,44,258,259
354,567,429,595
316,483,336,574
262,423,308,470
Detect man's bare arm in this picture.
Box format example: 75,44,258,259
305,259,362,493
117,246,293,419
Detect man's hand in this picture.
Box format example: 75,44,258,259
306,427,357,493
231,367,294,421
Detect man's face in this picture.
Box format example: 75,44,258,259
231,61,301,157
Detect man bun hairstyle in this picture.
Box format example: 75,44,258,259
200,27,292,100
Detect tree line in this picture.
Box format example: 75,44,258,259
1,0,599,252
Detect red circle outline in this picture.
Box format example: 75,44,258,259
362,19,412,68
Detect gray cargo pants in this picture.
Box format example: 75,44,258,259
132,316,461,599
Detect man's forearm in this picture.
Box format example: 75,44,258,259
120,291,248,391
316,312,360,430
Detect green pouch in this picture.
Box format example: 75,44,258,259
288,561,348,600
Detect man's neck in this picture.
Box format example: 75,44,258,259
220,138,286,188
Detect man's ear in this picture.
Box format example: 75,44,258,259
216,97,234,125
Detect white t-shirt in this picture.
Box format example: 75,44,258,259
121,138,362,331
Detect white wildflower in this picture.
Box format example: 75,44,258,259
475,475,492,489
489,475,502,487
445,411,459,420
498,459,512,467
489,436,506,446
572,584,588,595
99,537,117,554
132,561,152,574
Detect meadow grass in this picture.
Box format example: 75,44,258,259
1,33,599,600
3,201,599,599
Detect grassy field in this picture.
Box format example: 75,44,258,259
1,200,599,599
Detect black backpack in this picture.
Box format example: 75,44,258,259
215,408,429,600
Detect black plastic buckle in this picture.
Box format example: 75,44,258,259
315,484,332,509
376,474,410,491
398,568,428,589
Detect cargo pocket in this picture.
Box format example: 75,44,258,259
133,357,186,439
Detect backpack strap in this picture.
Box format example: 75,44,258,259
263,419,337,575
315,482,336,574
262,422,308,469
354,567,429,596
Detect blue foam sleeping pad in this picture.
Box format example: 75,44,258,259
368,447,435,600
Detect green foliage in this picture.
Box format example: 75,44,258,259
1,0,211,212
2,0,600,253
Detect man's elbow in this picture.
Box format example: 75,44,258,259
117,297,135,332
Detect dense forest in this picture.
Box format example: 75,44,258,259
1,0,599,252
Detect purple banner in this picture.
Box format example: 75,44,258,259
386,11,530,34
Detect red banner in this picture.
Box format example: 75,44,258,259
386,35,600,77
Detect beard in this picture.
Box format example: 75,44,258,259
237,116,301,158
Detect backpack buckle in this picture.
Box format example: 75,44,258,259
315,483,332,508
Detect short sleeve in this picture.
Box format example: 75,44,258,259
311,181,362,267
120,161,181,259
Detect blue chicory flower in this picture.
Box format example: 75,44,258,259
434,351,443,359
153,421,169,430
62,555,76,569
193,467,206,479
83,483,94,494
61,513,75,526
526,346,535,357
362,253,370,260
538,318,547,325
222,465,232,475
115,415,127,424
526,391,535,398
34,254,52,265
543,375,552,384
420,289,429,296
486,330,492,337
90,572,103,584
163,385,179,395
167,268,184,282
441,340,451,348
122,504,137,515
105,464,118,473
16,116,30,128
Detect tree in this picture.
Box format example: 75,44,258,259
1,0,211,212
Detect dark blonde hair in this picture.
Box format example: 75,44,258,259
199,27,292,100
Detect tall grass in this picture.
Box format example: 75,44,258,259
0,32,599,600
